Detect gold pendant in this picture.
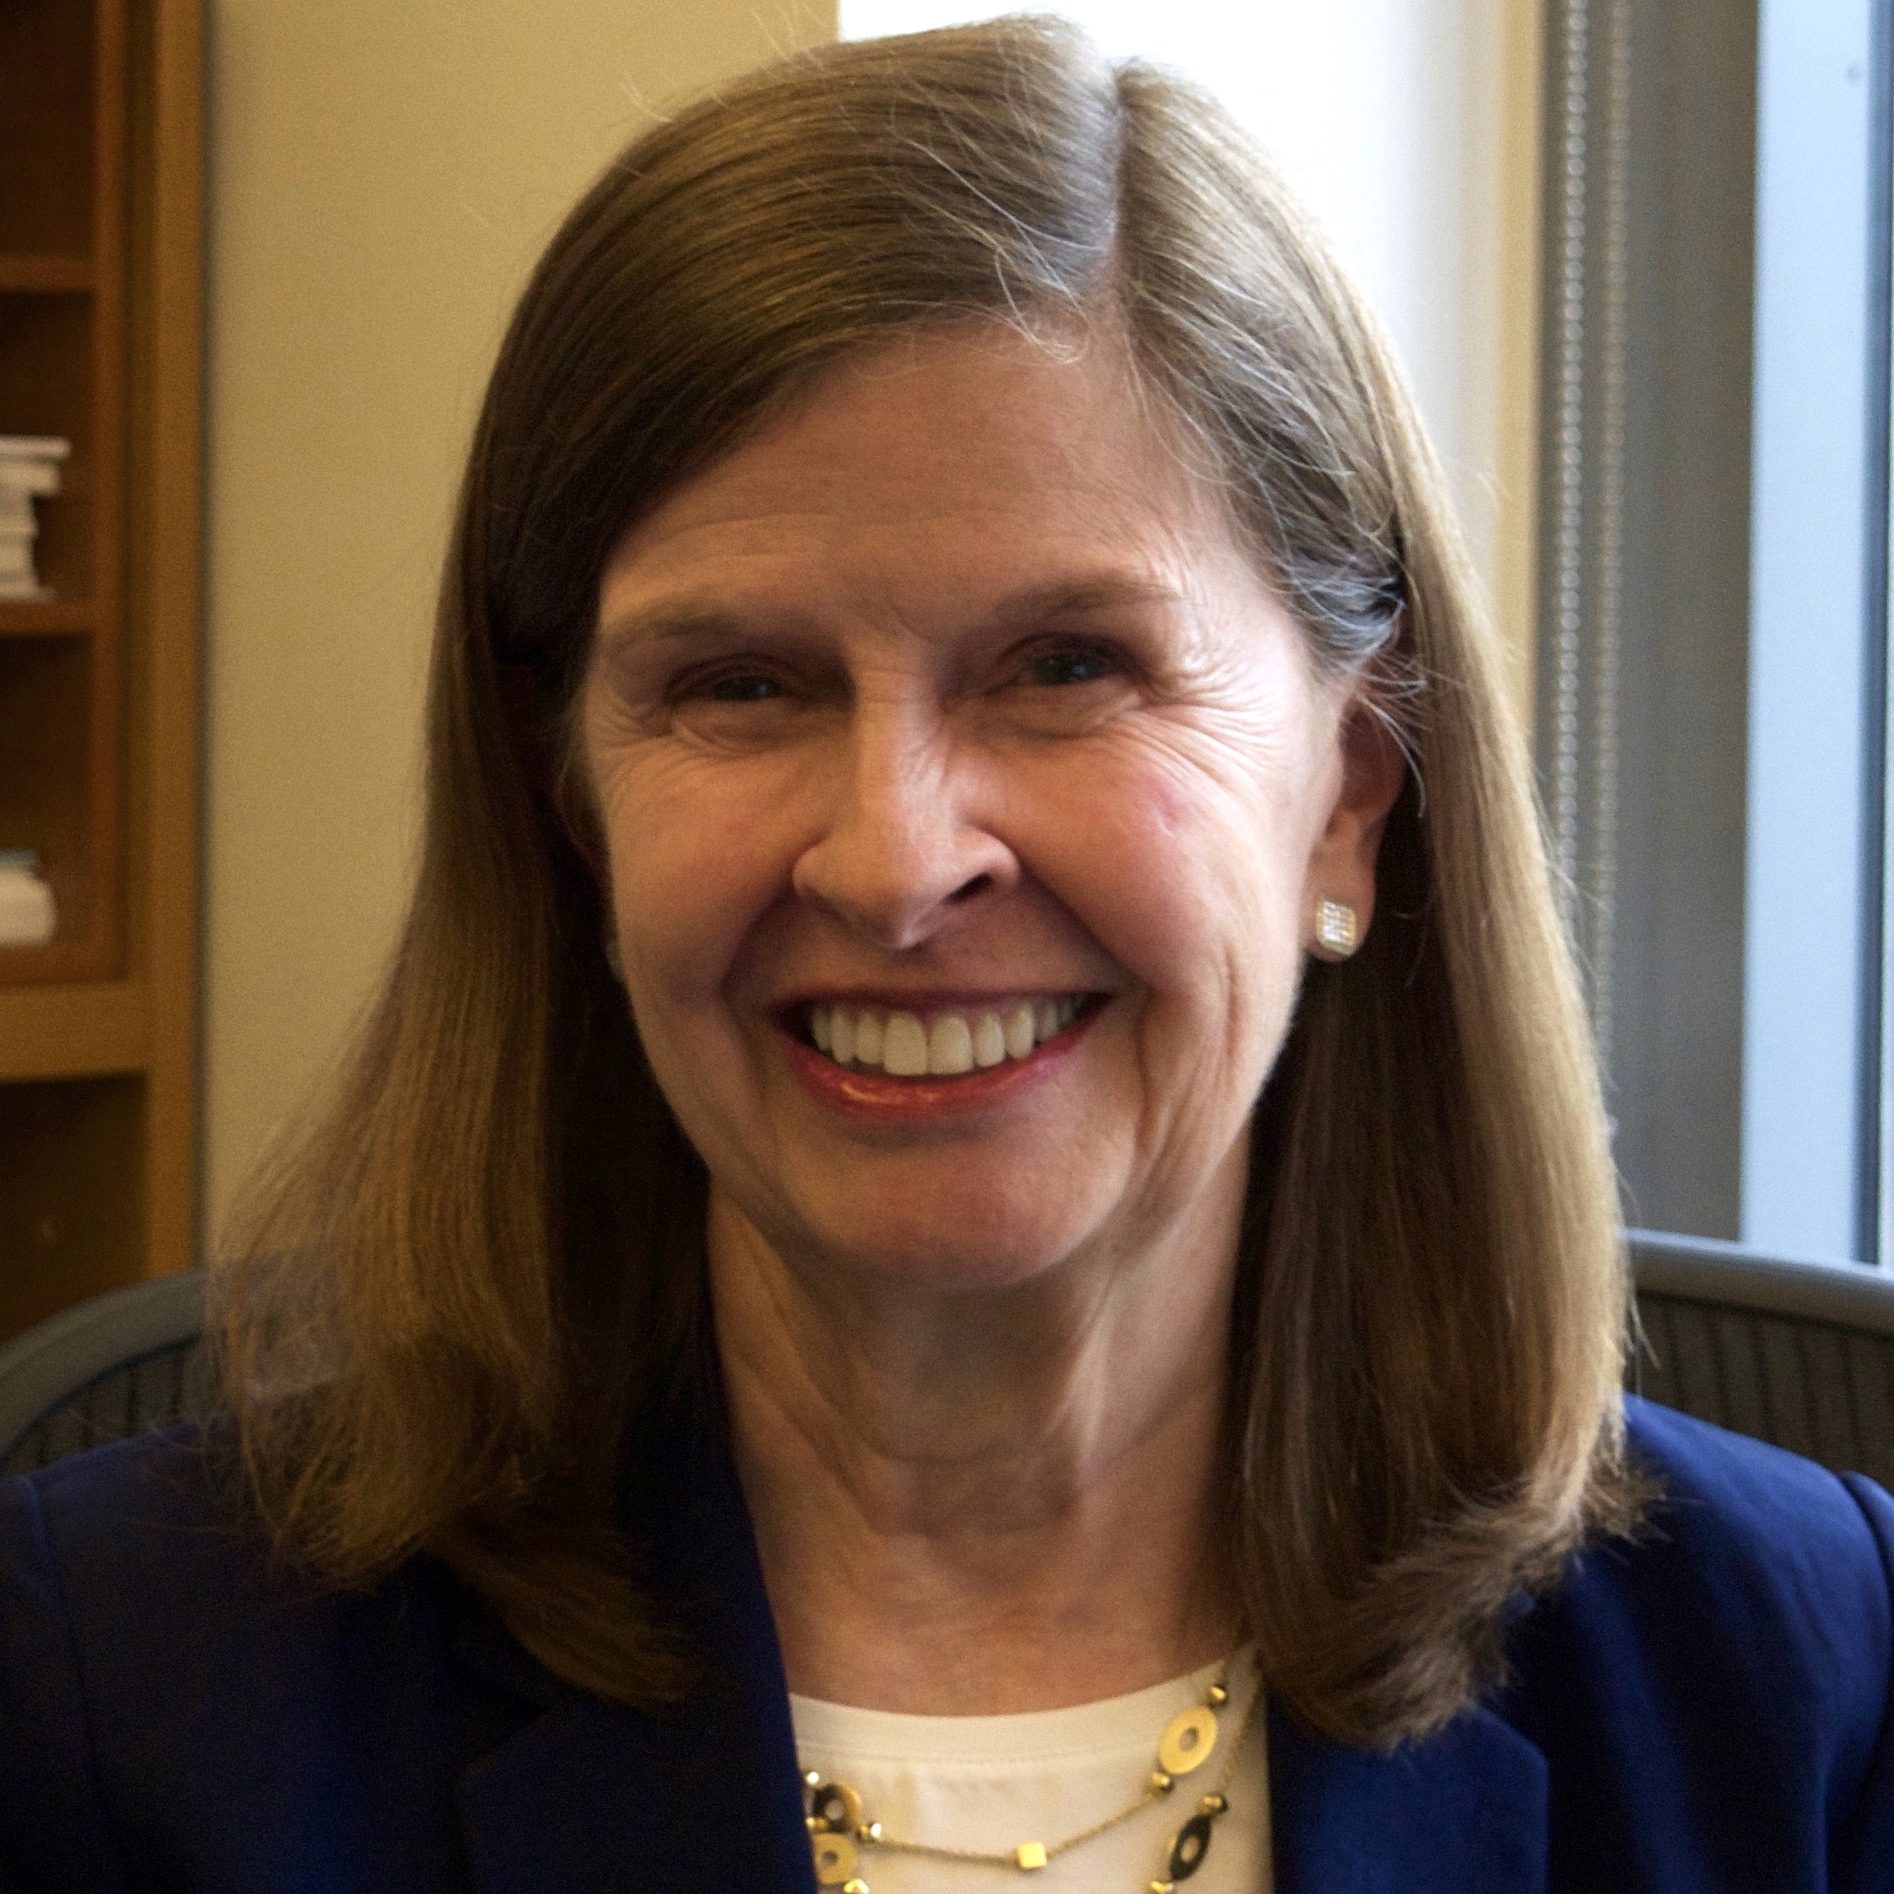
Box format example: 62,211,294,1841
809,1780,865,1832
812,1831,860,1886
1166,1810,1216,1882
1156,1704,1219,1776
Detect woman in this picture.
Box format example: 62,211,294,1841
2,17,1889,1893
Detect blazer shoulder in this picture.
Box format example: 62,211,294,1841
1613,1393,1894,1628
14,1417,249,1535
1603,1395,1894,1684
0,1431,227,1892
1488,1400,1894,1887
0,1429,517,1893
3,1423,318,1636
1491,1399,1894,1881
0,1419,477,1705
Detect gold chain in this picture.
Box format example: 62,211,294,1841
802,1653,1262,1893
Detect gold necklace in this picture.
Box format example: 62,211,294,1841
801,1654,1261,1892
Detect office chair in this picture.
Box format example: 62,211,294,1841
1628,1229,1894,1490
0,1269,211,1479
2,1240,1893,1486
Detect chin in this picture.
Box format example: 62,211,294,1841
833,1237,1078,1298
776,1192,1104,1299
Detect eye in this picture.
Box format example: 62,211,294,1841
701,671,781,702
1016,642,1121,688
657,663,804,746
671,666,786,705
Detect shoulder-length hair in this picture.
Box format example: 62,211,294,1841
216,14,1637,1745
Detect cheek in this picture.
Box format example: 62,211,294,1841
1042,742,1307,1004
597,757,787,1002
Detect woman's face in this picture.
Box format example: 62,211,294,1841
582,324,1399,1295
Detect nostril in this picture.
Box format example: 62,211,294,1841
947,873,993,905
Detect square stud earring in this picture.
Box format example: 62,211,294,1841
1315,898,1360,958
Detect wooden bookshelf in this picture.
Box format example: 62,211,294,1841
0,258,96,294
0,0,200,1341
0,600,93,635
0,982,145,1082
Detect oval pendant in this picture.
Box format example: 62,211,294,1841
1157,1705,1219,1776
809,1781,865,1833
812,1831,861,1886
1167,1811,1216,1882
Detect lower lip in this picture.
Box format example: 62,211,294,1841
781,1006,1102,1122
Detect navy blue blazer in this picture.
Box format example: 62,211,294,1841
0,1396,1890,1892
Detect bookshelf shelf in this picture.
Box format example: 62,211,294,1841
0,0,200,1331
0,981,145,1082
0,256,95,294
0,601,93,637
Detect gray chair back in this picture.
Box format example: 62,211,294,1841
0,1270,211,1478
1629,1230,1894,1488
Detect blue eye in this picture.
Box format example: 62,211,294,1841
1024,646,1116,687
701,672,781,702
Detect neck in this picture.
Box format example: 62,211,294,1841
707,1173,1246,1715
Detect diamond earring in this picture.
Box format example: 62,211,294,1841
1314,898,1360,958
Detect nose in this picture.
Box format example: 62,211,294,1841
790,707,1018,951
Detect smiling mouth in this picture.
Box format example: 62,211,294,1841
798,994,1100,1078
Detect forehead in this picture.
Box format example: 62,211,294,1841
595,322,1266,630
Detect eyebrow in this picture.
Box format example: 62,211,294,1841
593,575,1186,654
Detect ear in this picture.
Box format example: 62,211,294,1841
1302,695,1408,962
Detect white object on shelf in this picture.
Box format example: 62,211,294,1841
0,437,70,601
0,850,57,949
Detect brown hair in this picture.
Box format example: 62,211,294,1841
215,14,1637,1744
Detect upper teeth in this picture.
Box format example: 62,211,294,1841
810,996,1084,1076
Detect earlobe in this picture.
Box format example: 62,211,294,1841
1343,705,1409,861
1306,702,1409,960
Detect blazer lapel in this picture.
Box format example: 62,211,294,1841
452,1399,1549,1894
451,1673,812,1893
452,1404,815,1894
1268,1697,1548,1894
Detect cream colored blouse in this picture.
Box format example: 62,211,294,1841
791,1651,1271,1893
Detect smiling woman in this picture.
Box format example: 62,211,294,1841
581,326,1392,1307
1,15,1890,1894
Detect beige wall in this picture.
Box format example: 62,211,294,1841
1494,0,1544,732
201,1,837,1235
